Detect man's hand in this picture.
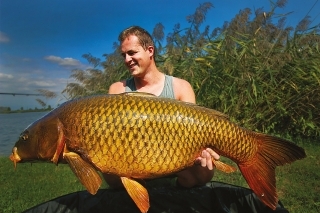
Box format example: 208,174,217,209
176,148,220,188
196,148,220,170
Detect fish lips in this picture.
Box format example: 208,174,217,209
9,147,21,169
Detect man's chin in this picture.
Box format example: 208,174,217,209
130,70,142,77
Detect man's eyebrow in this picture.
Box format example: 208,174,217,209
121,50,138,55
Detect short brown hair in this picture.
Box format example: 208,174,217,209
118,26,155,51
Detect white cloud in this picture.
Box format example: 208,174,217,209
0,31,10,43
33,80,57,87
44,55,82,67
0,71,67,94
0,73,14,79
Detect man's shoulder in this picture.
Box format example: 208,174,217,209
171,77,195,103
172,77,192,88
108,80,126,94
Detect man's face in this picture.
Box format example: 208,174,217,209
120,35,153,77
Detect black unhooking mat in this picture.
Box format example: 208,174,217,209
23,181,289,213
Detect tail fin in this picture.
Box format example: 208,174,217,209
238,133,306,210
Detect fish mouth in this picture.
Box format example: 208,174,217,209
9,147,21,169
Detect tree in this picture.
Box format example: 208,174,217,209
51,1,320,138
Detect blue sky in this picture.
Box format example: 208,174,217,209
0,0,319,110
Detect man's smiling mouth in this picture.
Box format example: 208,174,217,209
129,63,137,69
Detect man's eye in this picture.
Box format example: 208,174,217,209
121,51,136,58
128,51,137,56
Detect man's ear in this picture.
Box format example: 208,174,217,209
147,46,154,58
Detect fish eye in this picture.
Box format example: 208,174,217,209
20,134,28,141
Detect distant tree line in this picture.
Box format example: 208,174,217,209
0,105,52,113
40,0,320,140
0,106,11,112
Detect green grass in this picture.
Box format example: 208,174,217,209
0,160,108,213
0,142,319,213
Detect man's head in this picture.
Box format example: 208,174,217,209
119,26,156,59
118,26,158,77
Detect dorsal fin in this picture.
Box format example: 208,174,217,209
121,92,156,97
120,92,229,120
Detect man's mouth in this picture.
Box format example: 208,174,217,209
128,63,137,69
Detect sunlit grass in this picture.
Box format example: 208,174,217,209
0,159,105,212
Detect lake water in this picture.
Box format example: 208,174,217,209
0,111,48,156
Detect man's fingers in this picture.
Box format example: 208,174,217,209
205,150,213,170
200,150,213,170
196,149,220,170
200,151,207,167
206,148,220,160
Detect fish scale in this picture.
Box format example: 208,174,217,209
10,92,306,212
77,94,235,169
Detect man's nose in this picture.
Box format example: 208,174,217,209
125,54,131,63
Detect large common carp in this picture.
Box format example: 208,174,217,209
10,92,306,212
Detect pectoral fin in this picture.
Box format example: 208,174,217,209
121,177,150,213
64,152,102,195
51,119,66,164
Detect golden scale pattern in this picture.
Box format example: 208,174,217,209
58,95,257,178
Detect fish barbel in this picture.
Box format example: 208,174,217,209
9,92,306,212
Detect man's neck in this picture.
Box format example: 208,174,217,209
133,69,165,96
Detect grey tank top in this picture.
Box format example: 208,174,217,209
125,75,175,99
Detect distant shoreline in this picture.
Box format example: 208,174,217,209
0,109,51,114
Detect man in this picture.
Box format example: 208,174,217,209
104,25,219,189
